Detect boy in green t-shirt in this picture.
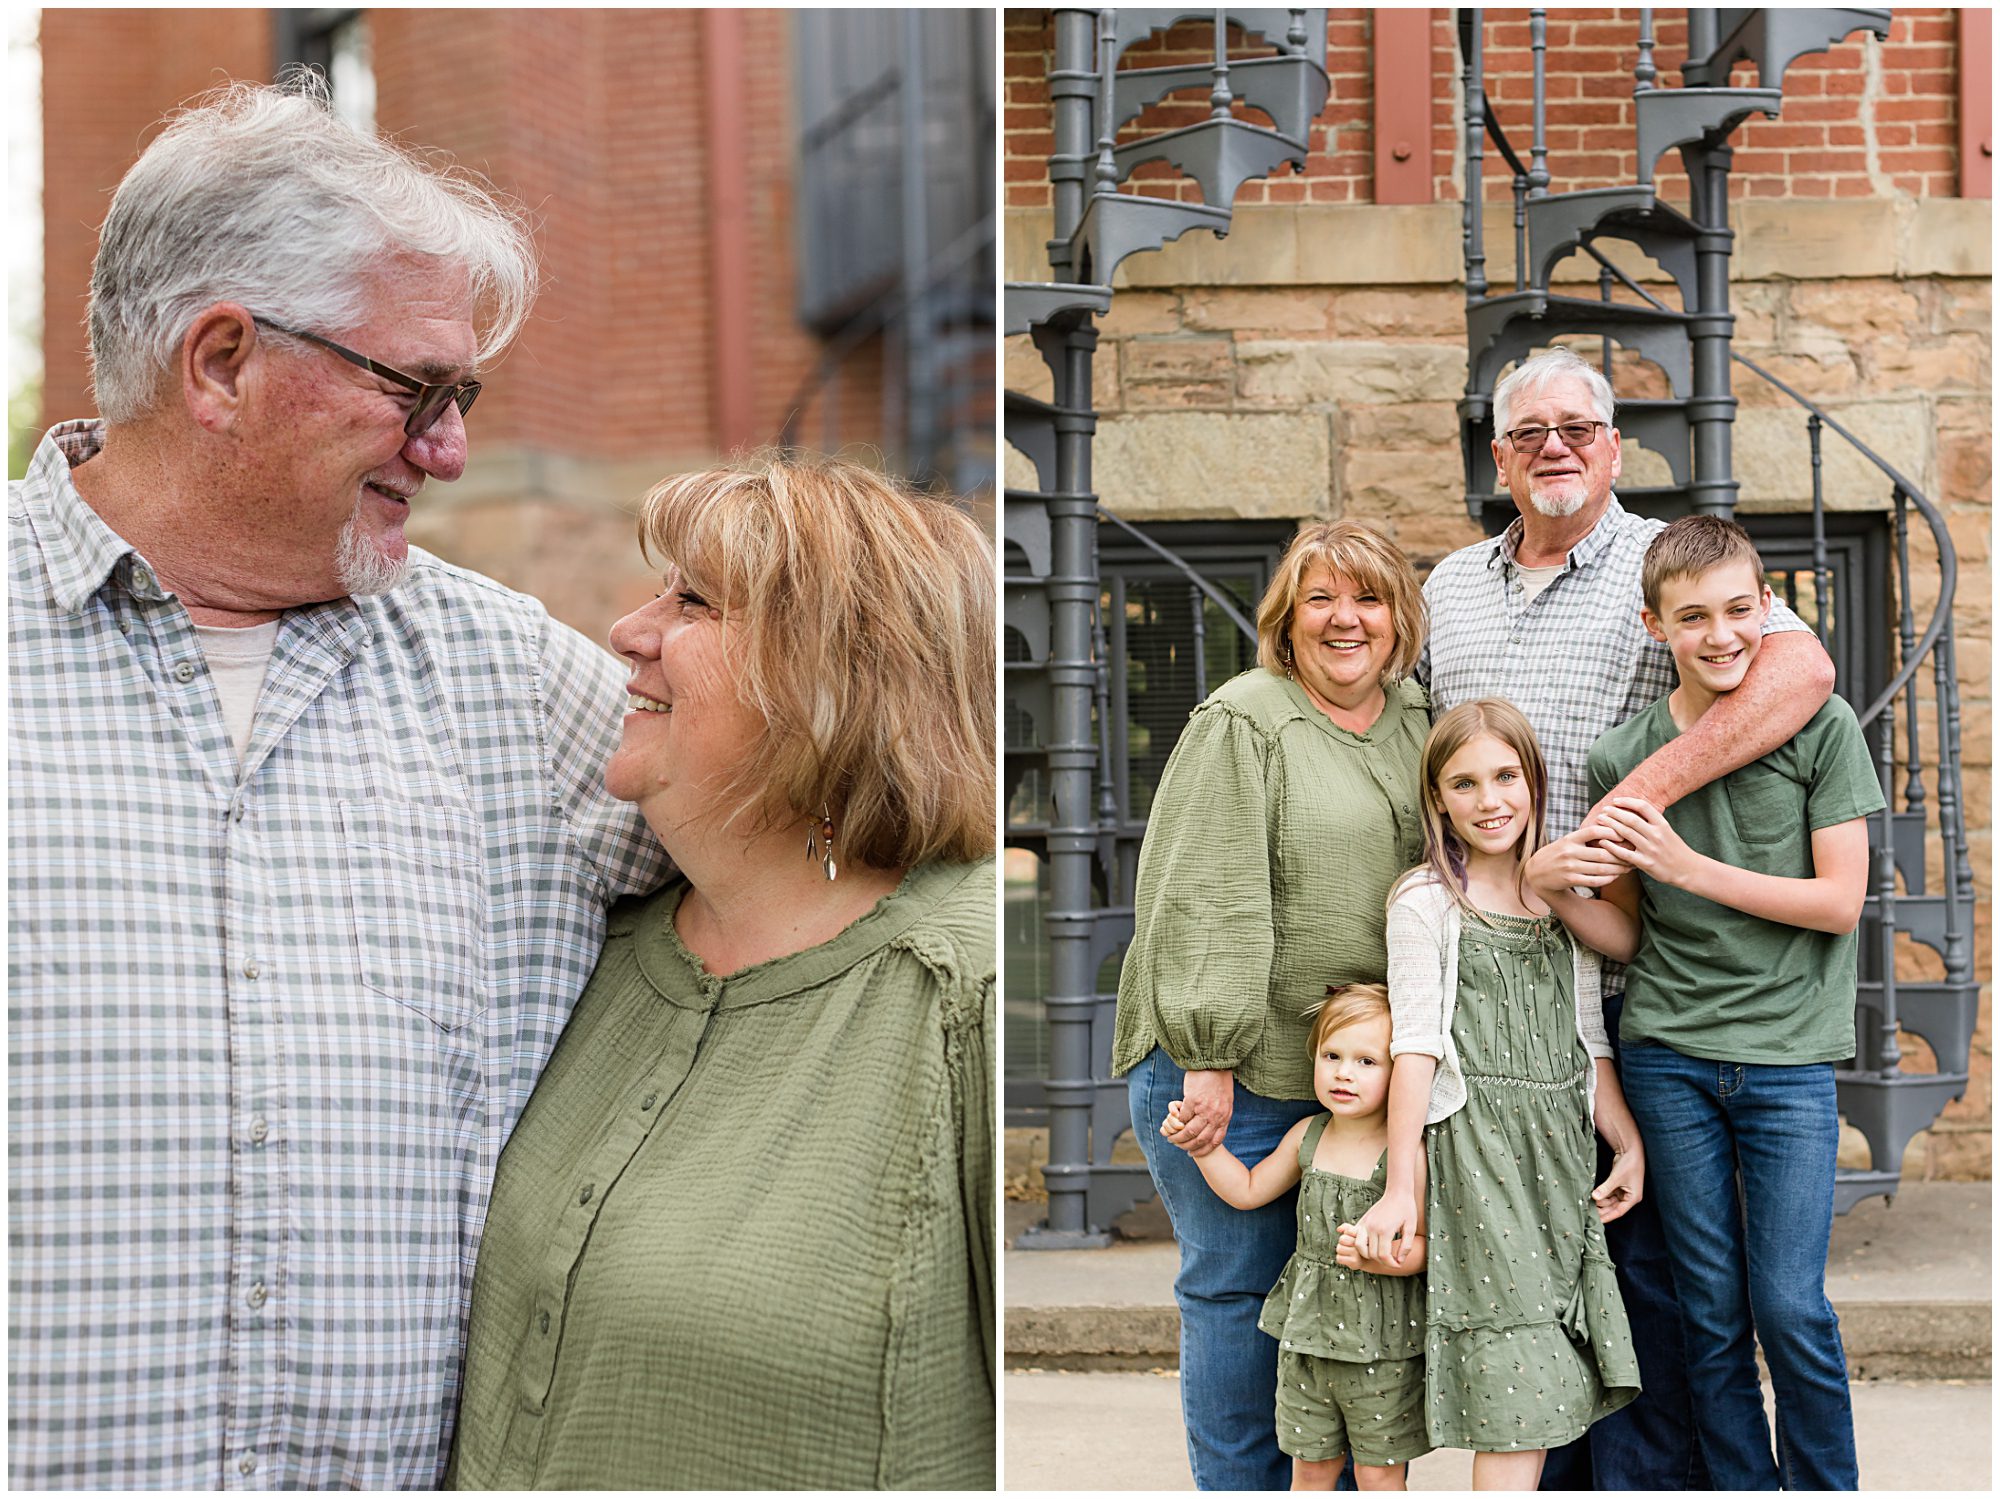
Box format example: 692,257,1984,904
1536,515,1882,1491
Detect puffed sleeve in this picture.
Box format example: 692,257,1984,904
1385,883,1447,1061
955,974,996,1398
1117,703,1276,1071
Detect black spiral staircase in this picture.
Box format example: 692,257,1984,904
1007,8,1327,1245
1006,8,1978,1244
1457,6,1974,1215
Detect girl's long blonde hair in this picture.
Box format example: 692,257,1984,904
1394,698,1549,919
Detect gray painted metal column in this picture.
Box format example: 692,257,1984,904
1687,138,1740,516
1023,6,1114,1246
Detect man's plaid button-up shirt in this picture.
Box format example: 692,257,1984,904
8,421,667,1488
1418,494,1812,992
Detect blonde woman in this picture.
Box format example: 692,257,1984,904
449,456,995,1490
1112,520,1429,1490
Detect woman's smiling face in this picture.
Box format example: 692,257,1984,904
604,565,767,828
1288,565,1397,712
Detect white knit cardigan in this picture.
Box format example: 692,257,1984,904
1385,872,1613,1126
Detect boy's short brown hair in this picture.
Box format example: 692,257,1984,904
1305,982,1392,1055
1641,514,1767,615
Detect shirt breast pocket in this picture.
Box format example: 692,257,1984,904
340,799,489,1032
1723,765,1805,847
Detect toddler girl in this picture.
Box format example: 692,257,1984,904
1163,983,1429,1491
1352,698,1644,1491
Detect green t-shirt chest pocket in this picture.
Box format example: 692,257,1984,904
1722,763,1806,846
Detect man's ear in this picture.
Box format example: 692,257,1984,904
1640,605,1667,644
181,303,258,434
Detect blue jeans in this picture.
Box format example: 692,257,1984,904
1541,994,1710,1492
1130,1048,1320,1491
1619,1042,1857,1491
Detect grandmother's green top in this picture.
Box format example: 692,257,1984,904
447,860,996,1491
1112,669,1427,1100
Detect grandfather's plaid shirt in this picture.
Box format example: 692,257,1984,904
9,422,666,1489
1417,494,1811,993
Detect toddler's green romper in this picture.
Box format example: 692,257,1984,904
1258,1114,1430,1467
1423,912,1641,1451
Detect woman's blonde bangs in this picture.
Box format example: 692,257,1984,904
635,453,995,870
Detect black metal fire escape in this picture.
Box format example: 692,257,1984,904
1457,6,1974,1213
1006,8,1326,1246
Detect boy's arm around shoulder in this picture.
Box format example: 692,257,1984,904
1601,700,1880,934
1592,627,1834,817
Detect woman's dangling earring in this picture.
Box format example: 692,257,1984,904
1282,636,1296,681
805,803,838,882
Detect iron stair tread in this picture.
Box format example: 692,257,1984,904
1112,52,1330,139
1525,185,1704,300
1005,282,1112,337
1636,85,1783,185
1471,289,1696,326
1110,114,1310,207
1695,9,1895,90
1071,189,1234,286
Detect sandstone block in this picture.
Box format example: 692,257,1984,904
1236,341,1466,407
1330,287,1465,339
1392,511,1488,569
1340,447,1465,520
1934,277,1992,336
1181,287,1331,333
1120,208,1299,288
1731,400,1934,510
1121,337,1235,410
1901,198,1994,277
1787,278,1924,340
1093,412,1332,520
1940,439,1993,513
1736,199,1902,279
1006,334,1054,402
1101,291,1183,337
1340,400,1459,448
1867,336,1990,395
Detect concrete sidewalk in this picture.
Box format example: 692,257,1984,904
1003,1181,1991,1379
1003,1370,1992,1491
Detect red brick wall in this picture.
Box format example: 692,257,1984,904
1003,7,1962,211
40,9,274,422
39,9,888,459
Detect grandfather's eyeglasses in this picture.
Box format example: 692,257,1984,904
1503,420,1609,454
253,316,481,438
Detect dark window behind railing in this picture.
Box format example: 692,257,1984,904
1006,519,1291,1117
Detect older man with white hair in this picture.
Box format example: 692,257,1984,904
9,81,663,1488
1418,346,1835,1490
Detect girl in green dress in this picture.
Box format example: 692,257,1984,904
1163,984,1428,1491
1354,699,1645,1491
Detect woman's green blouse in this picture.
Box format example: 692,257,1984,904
448,860,996,1491
1112,670,1427,1100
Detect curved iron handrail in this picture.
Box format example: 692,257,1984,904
1094,504,1260,642
1732,350,1957,730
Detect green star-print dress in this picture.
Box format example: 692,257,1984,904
1257,1117,1426,1365
1423,911,1640,1451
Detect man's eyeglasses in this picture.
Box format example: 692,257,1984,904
1503,420,1608,454
253,316,481,439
